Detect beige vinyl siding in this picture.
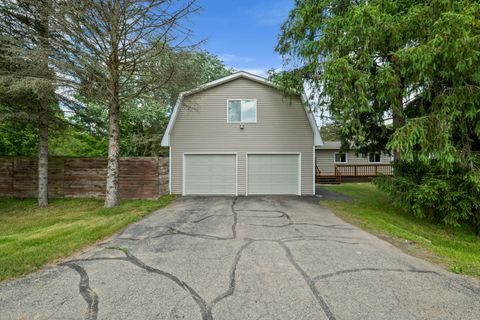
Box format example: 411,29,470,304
316,149,391,174
170,77,314,195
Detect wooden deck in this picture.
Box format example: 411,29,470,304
316,164,393,184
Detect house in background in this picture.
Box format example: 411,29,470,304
316,141,393,184
161,71,323,195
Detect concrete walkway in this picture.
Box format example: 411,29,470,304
1,196,479,320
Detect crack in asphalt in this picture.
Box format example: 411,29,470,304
119,232,361,244
65,257,129,263
110,248,212,320
131,196,241,243
277,241,336,320
282,237,360,245
238,213,285,218
152,229,231,241
313,267,439,282
191,214,233,224
237,208,307,236
61,263,99,320
231,196,239,239
207,240,254,314
248,222,353,230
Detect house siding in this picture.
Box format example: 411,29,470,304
316,149,391,174
170,77,314,195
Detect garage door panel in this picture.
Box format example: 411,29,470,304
248,154,299,195
184,154,236,195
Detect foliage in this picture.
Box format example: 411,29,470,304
322,183,480,277
0,119,38,156
0,96,67,157
374,160,480,232
275,0,480,161
0,195,176,281
276,0,480,228
320,122,342,141
49,128,108,157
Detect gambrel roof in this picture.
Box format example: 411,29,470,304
161,71,323,147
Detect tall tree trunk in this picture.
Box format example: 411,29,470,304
104,87,120,207
38,98,49,206
105,0,120,208
37,0,51,206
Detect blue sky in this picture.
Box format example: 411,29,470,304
189,0,293,77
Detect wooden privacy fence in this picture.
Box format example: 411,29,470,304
0,156,169,199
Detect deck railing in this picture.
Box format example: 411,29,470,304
334,164,393,177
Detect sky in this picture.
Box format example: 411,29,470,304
189,0,294,77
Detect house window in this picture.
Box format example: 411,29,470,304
334,152,347,163
228,99,256,123
369,152,381,163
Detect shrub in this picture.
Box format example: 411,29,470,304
374,161,480,233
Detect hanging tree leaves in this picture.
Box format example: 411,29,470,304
275,0,480,229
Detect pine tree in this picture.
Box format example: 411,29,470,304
56,0,199,207
0,0,55,206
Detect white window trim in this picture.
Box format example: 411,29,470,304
368,152,382,163
227,99,257,124
182,152,238,196
245,152,301,196
334,152,348,163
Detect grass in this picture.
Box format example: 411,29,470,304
321,183,480,278
0,195,176,281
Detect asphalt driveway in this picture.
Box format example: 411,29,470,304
1,196,479,320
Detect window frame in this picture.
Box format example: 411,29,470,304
368,152,382,163
334,152,348,163
227,99,257,124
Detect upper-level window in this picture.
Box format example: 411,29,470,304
334,152,347,163
228,99,257,123
368,152,381,163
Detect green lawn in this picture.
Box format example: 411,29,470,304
0,195,176,281
321,183,480,278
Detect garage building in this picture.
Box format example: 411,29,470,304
161,71,323,195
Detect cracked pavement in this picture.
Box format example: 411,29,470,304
1,196,479,320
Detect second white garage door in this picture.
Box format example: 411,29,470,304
247,154,300,195
184,154,236,195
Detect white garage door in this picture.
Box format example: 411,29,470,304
247,154,300,195
184,154,236,195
